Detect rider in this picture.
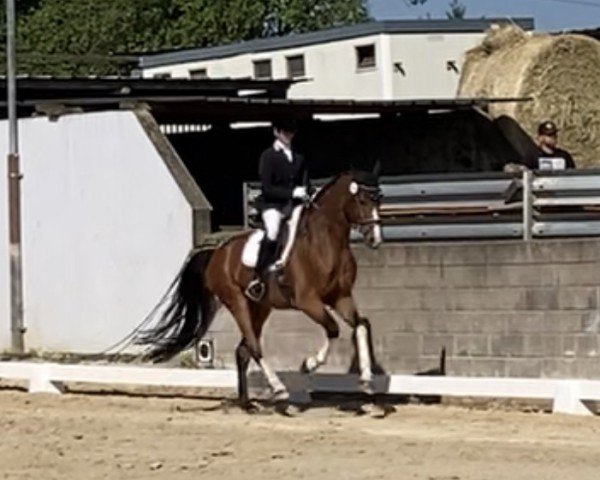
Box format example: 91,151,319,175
246,118,310,301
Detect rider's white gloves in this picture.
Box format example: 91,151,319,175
292,186,309,201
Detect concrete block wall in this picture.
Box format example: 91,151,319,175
207,238,600,379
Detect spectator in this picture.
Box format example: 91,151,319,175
523,120,575,170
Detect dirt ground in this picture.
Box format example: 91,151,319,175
1,386,600,480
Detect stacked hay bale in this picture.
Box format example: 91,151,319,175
458,25,600,167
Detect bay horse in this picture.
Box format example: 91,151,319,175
137,167,383,407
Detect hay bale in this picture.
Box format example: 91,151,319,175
458,25,600,168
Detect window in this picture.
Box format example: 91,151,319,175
189,68,208,79
286,55,305,79
253,59,272,80
355,44,376,70
153,72,172,79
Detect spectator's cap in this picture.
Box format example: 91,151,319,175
538,120,558,136
272,119,299,133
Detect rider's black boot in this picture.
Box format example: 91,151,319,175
245,238,277,302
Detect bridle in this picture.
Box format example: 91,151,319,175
304,178,383,230
353,184,383,227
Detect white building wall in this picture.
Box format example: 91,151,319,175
0,111,193,352
289,35,384,99
142,32,486,100
143,35,386,100
388,32,484,99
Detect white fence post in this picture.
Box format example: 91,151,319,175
28,364,65,394
552,381,595,415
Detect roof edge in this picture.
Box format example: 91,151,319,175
139,17,535,69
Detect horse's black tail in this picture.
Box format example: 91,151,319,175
135,248,218,363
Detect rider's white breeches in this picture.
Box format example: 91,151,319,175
262,208,283,241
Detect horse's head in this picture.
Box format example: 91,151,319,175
339,164,383,249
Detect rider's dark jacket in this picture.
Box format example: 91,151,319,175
258,144,307,212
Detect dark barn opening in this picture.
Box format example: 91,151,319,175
165,107,527,231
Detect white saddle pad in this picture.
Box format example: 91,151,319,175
241,205,304,269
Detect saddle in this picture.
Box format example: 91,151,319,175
242,205,304,304
242,205,303,271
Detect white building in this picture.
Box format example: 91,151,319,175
139,18,534,100
0,109,206,352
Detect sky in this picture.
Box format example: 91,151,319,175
368,0,600,32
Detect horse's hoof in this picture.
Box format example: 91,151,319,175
300,357,317,374
271,389,290,403
239,400,262,414
300,359,310,374
358,402,391,418
359,380,374,396
275,402,300,417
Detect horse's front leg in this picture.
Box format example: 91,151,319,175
335,296,373,390
296,296,341,374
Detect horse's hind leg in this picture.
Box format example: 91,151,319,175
225,292,287,401
235,340,252,407
235,303,270,407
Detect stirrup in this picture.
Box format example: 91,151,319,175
245,278,265,302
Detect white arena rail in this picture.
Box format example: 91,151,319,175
1,362,599,416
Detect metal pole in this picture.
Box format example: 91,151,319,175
6,0,25,352
242,182,249,230
522,170,533,242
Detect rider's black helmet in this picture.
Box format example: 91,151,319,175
272,118,299,133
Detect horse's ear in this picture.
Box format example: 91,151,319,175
372,160,381,178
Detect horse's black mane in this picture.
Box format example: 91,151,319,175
312,172,344,203
312,170,379,203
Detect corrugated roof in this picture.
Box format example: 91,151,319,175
139,18,535,68
0,76,530,123
144,96,532,123
0,76,295,118
2,75,293,97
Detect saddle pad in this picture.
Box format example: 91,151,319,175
241,230,264,268
241,205,304,269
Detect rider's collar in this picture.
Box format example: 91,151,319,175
274,139,293,162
